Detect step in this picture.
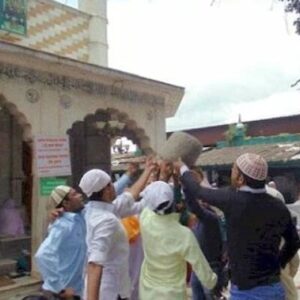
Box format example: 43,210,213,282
0,259,17,276
0,276,41,300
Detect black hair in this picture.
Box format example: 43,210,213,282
154,201,174,215
89,182,111,201
238,169,266,189
89,190,105,201
55,192,70,209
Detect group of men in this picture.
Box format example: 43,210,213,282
35,153,300,300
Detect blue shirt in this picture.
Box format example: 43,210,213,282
35,212,86,296
114,173,132,196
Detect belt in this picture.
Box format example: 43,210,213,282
235,275,280,290
42,290,80,300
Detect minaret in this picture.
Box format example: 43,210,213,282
78,0,108,66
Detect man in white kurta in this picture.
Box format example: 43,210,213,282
79,166,152,300
139,181,217,300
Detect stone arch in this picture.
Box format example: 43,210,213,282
69,107,153,154
0,94,33,142
0,93,33,243
67,107,153,185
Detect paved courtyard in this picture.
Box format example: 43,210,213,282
4,251,300,299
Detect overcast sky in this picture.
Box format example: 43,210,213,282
59,0,300,131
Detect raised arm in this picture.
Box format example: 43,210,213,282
126,157,154,200
113,158,155,217
113,173,132,196
184,187,217,221
181,169,231,212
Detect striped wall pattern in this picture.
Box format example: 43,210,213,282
0,0,90,62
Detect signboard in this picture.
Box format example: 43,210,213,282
35,135,72,178
0,0,27,36
40,177,68,196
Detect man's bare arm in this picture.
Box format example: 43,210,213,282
87,262,102,300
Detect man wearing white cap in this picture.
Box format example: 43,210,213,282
178,153,300,300
79,160,153,300
139,180,217,300
35,186,86,299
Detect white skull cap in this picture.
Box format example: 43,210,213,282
142,181,174,214
236,153,268,181
79,169,111,197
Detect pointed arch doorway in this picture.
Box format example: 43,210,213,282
68,108,153,186
0,96,33,276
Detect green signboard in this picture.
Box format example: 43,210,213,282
40,177,68,196
0,0,27,36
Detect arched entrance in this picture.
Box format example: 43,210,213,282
67,107,153,185
0,95,33,277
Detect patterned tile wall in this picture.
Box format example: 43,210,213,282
0,0,90,62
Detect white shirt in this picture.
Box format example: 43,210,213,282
265,185,285,202
85,192,145,300
287,201,300,229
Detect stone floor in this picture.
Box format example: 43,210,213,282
186,255,300,299
4,259,300,300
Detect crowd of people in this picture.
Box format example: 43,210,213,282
31,153,300,300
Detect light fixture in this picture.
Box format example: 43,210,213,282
116,122,125,130
94,120,126,136
95,121,106,129
108,120,119,128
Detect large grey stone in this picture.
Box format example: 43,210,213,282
159,132,203,167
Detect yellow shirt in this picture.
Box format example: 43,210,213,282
139,208,217,300
280,252,299,300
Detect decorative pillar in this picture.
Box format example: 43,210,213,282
78,0,108,66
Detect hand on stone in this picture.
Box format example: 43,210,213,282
173,158,185,175
158,160,174,183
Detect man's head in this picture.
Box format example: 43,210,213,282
158,160,174,182
231,153,268,189
79,169,116,202
50,185,84,213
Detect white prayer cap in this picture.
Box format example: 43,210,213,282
143,181,174,215
79,169,111,197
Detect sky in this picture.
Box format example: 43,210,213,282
58,0,300,131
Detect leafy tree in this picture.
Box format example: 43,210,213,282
281,0,300,34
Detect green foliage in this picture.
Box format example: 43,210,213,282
224,124,237,145
281,0,300,34
224,123,248,146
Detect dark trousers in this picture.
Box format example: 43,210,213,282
191,261,225,300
